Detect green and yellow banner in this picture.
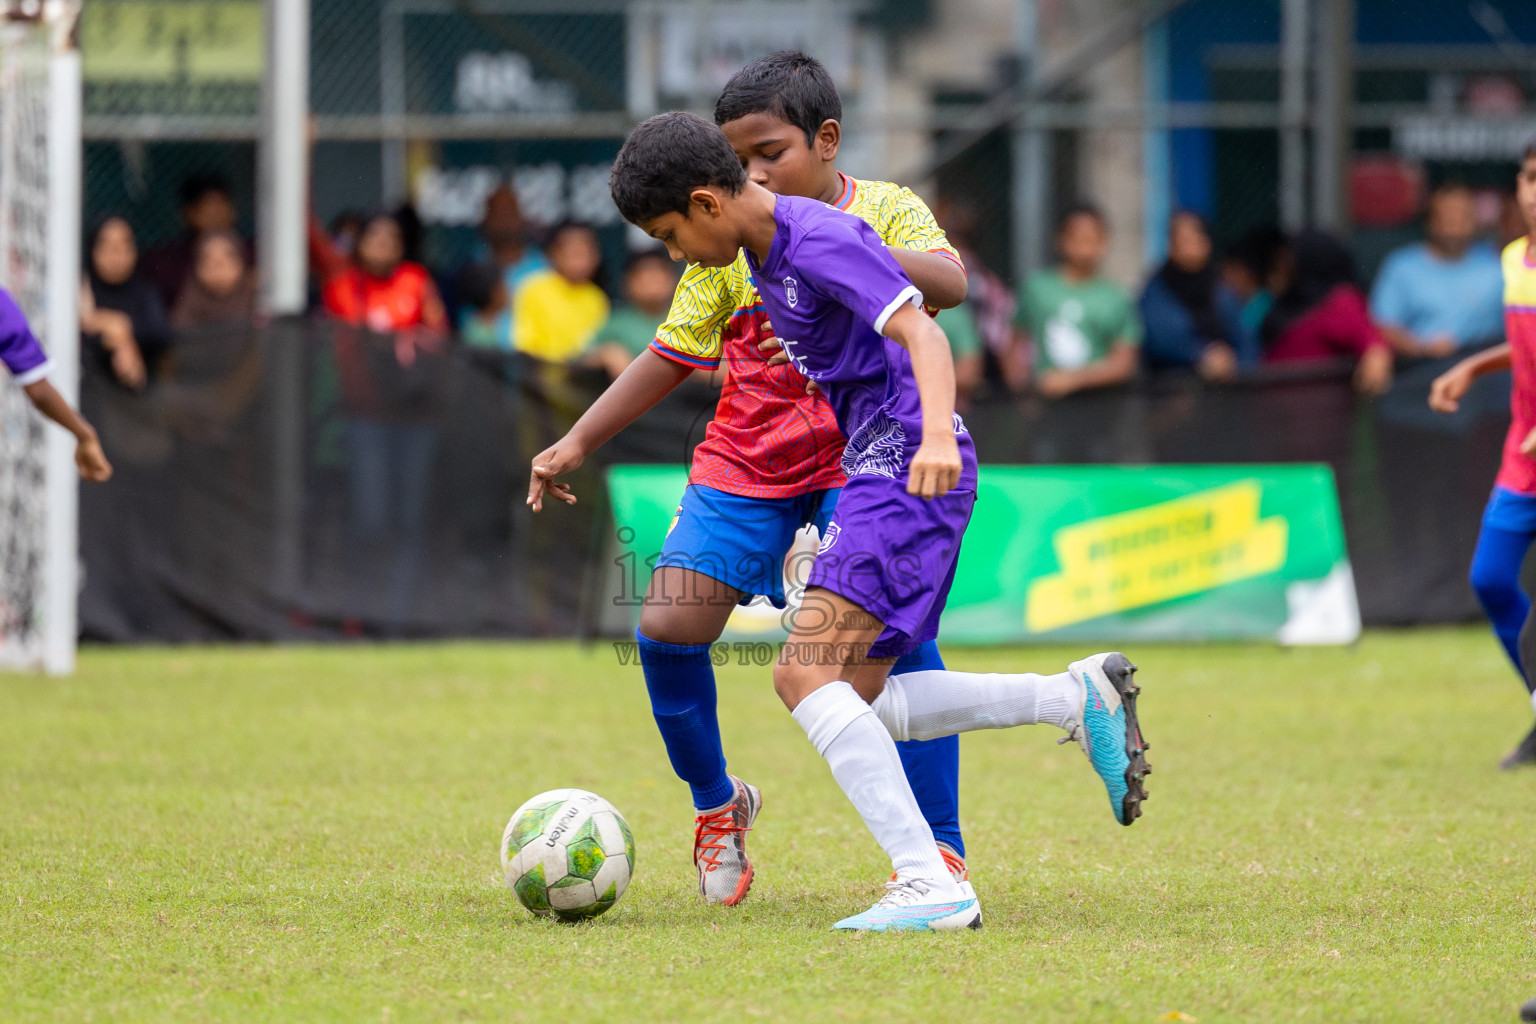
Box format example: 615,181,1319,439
606,464,1358,645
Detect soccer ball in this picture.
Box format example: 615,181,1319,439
501,789,635,922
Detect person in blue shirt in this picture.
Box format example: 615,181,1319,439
1371,182,1505,358
455,185,548,348
1140,211,1256,380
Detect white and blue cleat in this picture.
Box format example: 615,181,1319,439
1064,652,1151,826
832,878,981,932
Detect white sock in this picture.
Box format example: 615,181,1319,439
871,669,1078,741
792,681,960,892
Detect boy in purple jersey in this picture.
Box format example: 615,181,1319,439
0,287,111,482
534,113,1151,931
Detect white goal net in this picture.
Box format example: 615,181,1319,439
0,3,80,672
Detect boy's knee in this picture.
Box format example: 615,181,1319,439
1471,561,1519,606
638,602,710,647
773,661,815,710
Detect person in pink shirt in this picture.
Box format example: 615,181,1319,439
1261,230,1394,395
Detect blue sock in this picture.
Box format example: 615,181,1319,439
892,640,964,859
636,630,735,810
1470,523,1534,674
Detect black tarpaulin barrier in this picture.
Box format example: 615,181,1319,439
77,320,1511,642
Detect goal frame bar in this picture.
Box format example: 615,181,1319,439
41,14,80,675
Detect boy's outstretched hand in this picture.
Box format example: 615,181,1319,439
527,439,584,512
907,431,962,500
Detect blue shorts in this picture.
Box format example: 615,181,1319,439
655,484,840,607
1483,486,1536,533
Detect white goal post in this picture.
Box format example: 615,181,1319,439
0,0,81,674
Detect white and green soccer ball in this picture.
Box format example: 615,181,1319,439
501,789,635,922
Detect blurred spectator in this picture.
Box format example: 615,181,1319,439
171,231,257,330
81,217,172,392
1262,230,1393,395
1501,191,1527,248
321,212,448,336
586,249,676,379
514,222,609,362
456,261,509,350
1015,203,1140,398
320,211,449,633
1221,226,1285,342
457,186,548,347
1141,211,1255,381
934,198,1020,388
933,302,984,408
141,174,247,309
1371,182,1504,358
329,211,367,260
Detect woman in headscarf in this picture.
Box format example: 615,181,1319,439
1262,229,1394,395
170,230,257,330
80,217,172,391
1140,210,1255,380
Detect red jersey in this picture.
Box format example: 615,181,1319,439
649,174,962,498
322,262,447,334
1498,238,1536,496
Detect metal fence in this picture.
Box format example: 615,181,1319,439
75,1,1536,301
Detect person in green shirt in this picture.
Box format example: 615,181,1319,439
1016,203,1141,398
933,301,983,408
586,249,679,380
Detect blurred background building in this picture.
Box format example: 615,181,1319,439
80,0,1536,286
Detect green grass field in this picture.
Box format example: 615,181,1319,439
2,629,1535,1022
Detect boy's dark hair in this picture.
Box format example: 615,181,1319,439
1057,202,1107,233
458,261,503,313
609,112,747,225
714,50,842,146
179,172,231,208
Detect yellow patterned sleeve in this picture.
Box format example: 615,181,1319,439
874,184,964,270
649,260,742,369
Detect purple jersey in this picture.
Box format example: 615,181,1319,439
745,195,976,489
0,287,50,385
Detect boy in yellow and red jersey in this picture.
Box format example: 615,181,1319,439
530,53,1142,913
1430,141,1536,768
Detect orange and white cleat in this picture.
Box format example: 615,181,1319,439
693,776,762,906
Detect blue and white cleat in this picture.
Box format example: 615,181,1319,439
1063,652,1150,826
832,878,981,932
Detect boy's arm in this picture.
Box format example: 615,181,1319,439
1429,342,1511,413
526,348,693,510
886,248,967,310
22,379,112,481
882,302,961,499
527,262,736,511
878,185,967,310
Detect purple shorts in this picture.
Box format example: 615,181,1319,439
804,473,975,659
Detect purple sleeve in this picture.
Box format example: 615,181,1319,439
793,211,921,334
0,288,50,384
